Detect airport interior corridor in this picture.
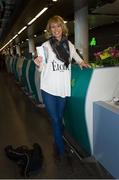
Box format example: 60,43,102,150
0,70,113,179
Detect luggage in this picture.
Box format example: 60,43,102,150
4,143,44,177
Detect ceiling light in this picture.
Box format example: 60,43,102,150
12,34,18,40
18,26,27,34
27,7,48,26
27,17,37,25
0,7,48,52
35,7,48,19
64,21,68,24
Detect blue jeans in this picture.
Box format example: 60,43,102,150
41,90,67,155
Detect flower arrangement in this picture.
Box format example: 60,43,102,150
93,46,119,67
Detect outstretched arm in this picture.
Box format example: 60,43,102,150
79,61,90,70
69,41,90,69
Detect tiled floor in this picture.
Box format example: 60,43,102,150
0,70,113,179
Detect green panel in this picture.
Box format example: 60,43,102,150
28,61,39,103
9,57,13,73
5,57,10,72
14,57,19,81
7,57,11,73
21,59,29,91
64,64,93,155
11,58,15,74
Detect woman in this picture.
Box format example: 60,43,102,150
34,15,89,157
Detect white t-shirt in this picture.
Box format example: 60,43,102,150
37,40,83,98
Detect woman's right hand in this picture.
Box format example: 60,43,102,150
34,56,43,66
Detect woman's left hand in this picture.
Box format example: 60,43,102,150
79,61,91,70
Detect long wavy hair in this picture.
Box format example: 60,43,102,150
45,15,68,39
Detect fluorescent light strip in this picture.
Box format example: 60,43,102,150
64,21,67,24
18,26,27,34
28,7,48,25
12,34,18,40
27,17,37,25
0,7,48,51
35,7,48,18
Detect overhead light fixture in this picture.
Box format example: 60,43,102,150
64,21,68,24
18,26,27,34
27,17,37,26
27,7,48,26
35,7,48,18
0,7,48,52
12,34,18,40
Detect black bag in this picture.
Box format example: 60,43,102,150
4,143,44,177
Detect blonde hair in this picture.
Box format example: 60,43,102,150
45,15,68,39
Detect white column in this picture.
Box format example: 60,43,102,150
10,47,13,55
6,48,10,55
27,26,35,56
15,36,21,56
28,37,35,55
74,5,88,61
16,45,21,56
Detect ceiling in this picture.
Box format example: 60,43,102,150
1,0,119,50
89,0,119,29
0,0,75,49
0,0,30,43
0,0,15,39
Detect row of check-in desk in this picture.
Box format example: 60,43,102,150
5,55,119,178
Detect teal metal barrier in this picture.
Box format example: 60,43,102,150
9,57,13,73
13,57,18,79
28,61,39,103
64,64,93,155
21,59,29,91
